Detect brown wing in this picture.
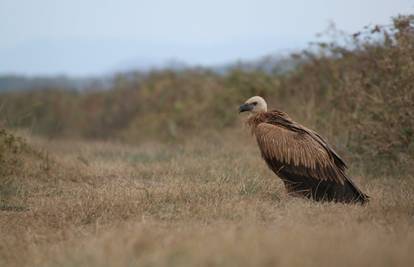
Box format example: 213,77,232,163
254,123,347,184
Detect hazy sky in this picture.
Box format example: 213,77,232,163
1,0,413,76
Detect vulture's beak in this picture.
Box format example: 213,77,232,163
239,103,254,113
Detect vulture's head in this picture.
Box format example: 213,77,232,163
239,96,267,114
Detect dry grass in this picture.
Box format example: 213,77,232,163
1,129,414,267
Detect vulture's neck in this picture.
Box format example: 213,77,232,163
246,110,292,131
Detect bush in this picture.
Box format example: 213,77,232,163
0,129,30,209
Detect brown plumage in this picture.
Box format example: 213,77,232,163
239,96,369,204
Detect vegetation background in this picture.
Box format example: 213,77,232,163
0,15,413,267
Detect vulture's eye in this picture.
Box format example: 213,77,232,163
252,102,258,105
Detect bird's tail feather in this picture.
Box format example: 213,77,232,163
344,178,369,204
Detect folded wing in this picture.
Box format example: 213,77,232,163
254,123,347,184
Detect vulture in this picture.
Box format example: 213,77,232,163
239,96,369,204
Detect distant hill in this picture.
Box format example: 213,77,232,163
0,75,111,91
0,55,302,92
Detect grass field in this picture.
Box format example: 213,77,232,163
1,129,414,267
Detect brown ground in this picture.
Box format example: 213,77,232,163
1,130,414,267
